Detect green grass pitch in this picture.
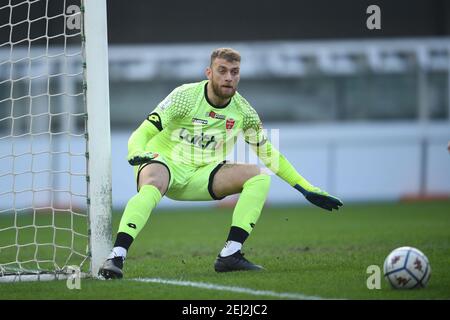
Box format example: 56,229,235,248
1,200,449,299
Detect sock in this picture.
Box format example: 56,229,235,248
220,240,242,257
231,174,271,234
117,184,162,240
106,232,134,260
107,246,127,260
218,175,270,257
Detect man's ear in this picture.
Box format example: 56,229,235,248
205,67,212,80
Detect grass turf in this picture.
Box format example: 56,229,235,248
0,200,449,299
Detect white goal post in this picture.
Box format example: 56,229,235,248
0,0,112,282
83,0,112,280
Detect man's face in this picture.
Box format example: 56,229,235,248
206,58,240,99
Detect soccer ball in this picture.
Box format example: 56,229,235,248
383,246,431,289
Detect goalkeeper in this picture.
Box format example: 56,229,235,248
99,48,343,279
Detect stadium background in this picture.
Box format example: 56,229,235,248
0,0,449,300
1,0,449,209
104,0,450,208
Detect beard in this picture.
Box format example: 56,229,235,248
210,78,236,99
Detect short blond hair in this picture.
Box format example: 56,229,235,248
210,48,241,66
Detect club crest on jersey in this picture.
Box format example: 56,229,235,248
226,118,235,130
206,111,226,120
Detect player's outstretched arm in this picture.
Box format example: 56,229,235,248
127,120,160,166
251,141,343,212
240,97,342,211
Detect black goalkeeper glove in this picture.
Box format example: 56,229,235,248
294,184,343,212
127,151,159,166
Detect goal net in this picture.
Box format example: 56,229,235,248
0,0,112,282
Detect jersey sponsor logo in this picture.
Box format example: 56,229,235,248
179,128,217,149
205,111,226,120
226,118,235,130
191,117,208,125
146,112,163,131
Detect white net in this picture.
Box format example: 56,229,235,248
0,0,89,279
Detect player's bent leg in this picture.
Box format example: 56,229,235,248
117,162,169,240
211,164,271,272
211,163,261,199
230,174,271,234
137,162,170,195
99,163,170,280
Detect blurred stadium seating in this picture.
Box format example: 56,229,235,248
1,0,449,209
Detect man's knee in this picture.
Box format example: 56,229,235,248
240,164,262,183
138,163,170,195
242,166,270,188
212,164,267,198
139,177,167,195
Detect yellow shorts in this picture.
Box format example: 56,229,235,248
134,154,228,201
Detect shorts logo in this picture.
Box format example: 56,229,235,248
226,118,235,130
146,112,163,131
192,117,208,125
127,223,137,229
206,111,226,120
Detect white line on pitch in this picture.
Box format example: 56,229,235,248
130,277,325,300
